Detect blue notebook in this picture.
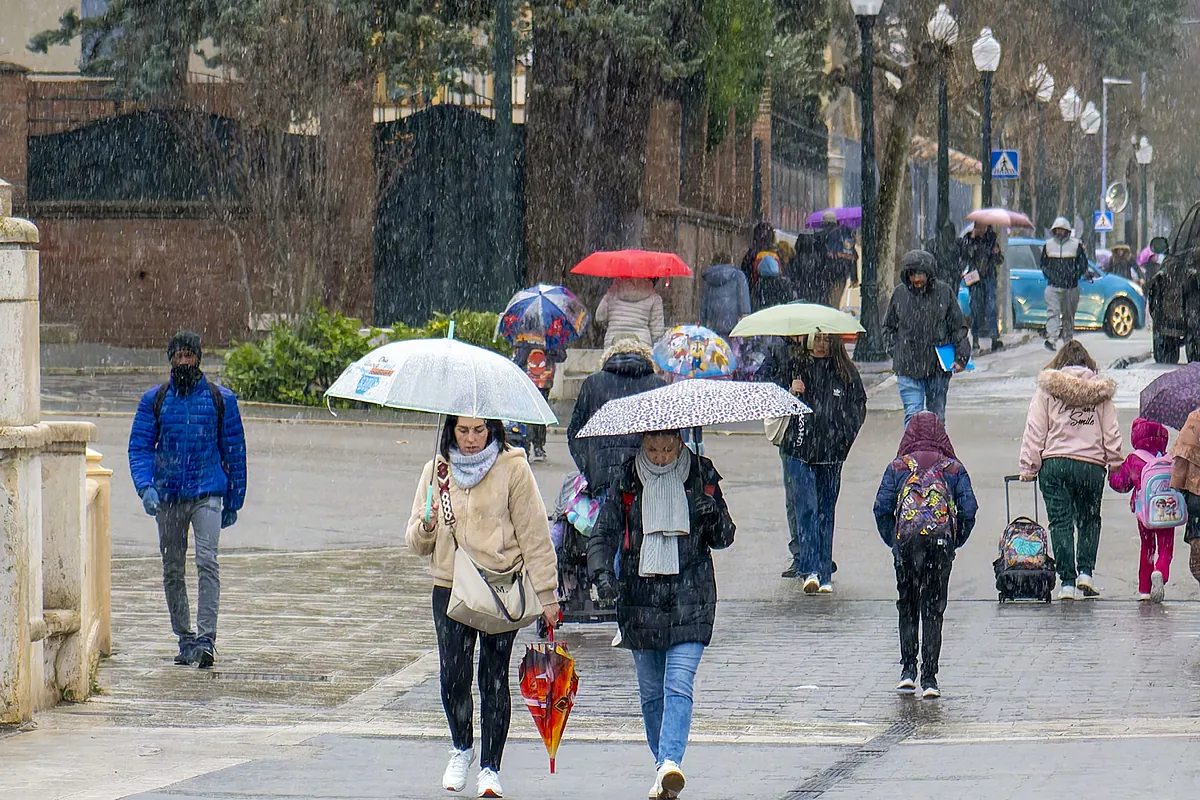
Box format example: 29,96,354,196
936,344,974,372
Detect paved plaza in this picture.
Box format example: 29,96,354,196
6,331,1200,800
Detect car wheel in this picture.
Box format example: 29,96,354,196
1103,299,1136,338
1154,333,1181,364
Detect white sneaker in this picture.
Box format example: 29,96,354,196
476,768,503,798
442,748,475,792
1076,574,1100,598
612,628,624,647
1057,584,1076,601
802,575,820,594
1150,570,1165,603
657,761,685,799
818,583,833,594
648,774,663,799
1138,592,1152,601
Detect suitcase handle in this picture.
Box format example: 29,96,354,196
1003,475,1039,525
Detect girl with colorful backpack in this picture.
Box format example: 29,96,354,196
1109,417,1188,602
873,412,978,699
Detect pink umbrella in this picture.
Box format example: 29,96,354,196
965,208,1034,229
1138,246,1155,266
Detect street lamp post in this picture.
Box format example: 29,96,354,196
1100,76,1132,249
927,5,959,238
1029,64,1055,231
973,28,1001,207
1136,136,1154,250
1059,87,1082,224
1080,101,1102,246
850,0,885,363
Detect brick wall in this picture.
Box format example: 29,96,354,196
35,215,257,347
0,65,29,204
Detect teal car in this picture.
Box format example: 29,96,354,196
957,237,1145,338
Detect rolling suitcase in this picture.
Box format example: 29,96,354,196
994,475,1057,603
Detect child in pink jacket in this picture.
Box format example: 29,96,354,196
1110,417,1174,602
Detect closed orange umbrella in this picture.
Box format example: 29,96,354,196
519,630,578,773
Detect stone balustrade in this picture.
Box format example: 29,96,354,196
1,178,112,723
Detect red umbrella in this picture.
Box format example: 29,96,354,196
519,628,578,774
965,208,1034,229
571,249,692,279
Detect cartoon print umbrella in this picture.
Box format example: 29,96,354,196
576,379,809,438
571,249,692,279
652,325,737,379
519,631,579,774
1140,362,1200,430
497,284,590,350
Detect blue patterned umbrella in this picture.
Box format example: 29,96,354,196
652,325,737,379
497,284,590,350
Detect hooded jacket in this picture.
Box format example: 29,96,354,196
872,412,978,554
959,228,1002,281
766,345,867,464
1040,230,1090,289
595,278,666,347
405,447,559,606
1110,416,1170,510
700,264,752,336
567,342,667,494
587,454,735,651
882,259,971,379
1019,366,1124,475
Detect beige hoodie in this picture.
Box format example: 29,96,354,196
1019,366,1124,476
405,448,558,605
595,278,666,347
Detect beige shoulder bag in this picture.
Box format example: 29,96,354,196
438,459,543,634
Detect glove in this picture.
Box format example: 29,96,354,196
593,571,619,604
141,488,160,516
221,508,238,529
693,492,720,518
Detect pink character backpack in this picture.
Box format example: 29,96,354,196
1133,450,1188,529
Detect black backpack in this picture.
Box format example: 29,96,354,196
152,381,227,469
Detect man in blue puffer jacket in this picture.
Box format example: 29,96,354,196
128,331,247,668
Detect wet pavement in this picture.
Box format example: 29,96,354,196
8,329,1200,799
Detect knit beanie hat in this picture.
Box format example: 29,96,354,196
167,330,203,363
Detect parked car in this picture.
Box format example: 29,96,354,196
956,237,1145,338
1145,203,1200,363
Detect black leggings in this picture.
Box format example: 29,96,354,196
432,586,518,771
894,534,954,683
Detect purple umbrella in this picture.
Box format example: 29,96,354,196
806,206,862,230
1140,363,1200,430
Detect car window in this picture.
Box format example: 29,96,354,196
1007,244,1038,271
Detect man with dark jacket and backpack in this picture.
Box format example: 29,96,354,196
128,331,247,668
873,412,977,699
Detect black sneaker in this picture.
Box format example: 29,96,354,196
1044,339,1057,352
780,565,799,579
896,665,918,693
173,643,197,666
196,642,216,669
991,338,1005,352
921,680,941,699
533,446,547,462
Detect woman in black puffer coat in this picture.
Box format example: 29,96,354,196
587,430,735,800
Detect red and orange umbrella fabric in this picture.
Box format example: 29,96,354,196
519,630,578,774
571,249,692,279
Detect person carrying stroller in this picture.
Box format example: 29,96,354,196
873,412,978,699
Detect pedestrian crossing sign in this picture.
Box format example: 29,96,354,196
1094,211,1114,232
990,150,1020,180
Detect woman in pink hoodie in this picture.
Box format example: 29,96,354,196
1110,417,1174,602
1019,341,1124,600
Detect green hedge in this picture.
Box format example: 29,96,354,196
224,306,510,406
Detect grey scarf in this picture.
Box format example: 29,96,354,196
448,440,501,490
634,446,692,577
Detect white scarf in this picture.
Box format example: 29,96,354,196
634,447,692,577
448,441,501,490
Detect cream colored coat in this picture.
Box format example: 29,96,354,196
405,448,559,605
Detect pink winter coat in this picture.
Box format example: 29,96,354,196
1109,416,1169,510
1019,366,1124,477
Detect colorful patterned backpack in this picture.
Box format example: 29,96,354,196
1134,450,1189,530
998,517,1050,570
894,456,957,543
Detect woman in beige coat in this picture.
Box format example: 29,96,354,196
1169,408,1200,586
406,416,559,798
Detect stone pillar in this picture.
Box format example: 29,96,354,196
0,177,43,723
86,448,113,657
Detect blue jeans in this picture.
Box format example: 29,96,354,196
897,374,951,427
631,642,704,767
968,277,998,339
780,454,843,583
